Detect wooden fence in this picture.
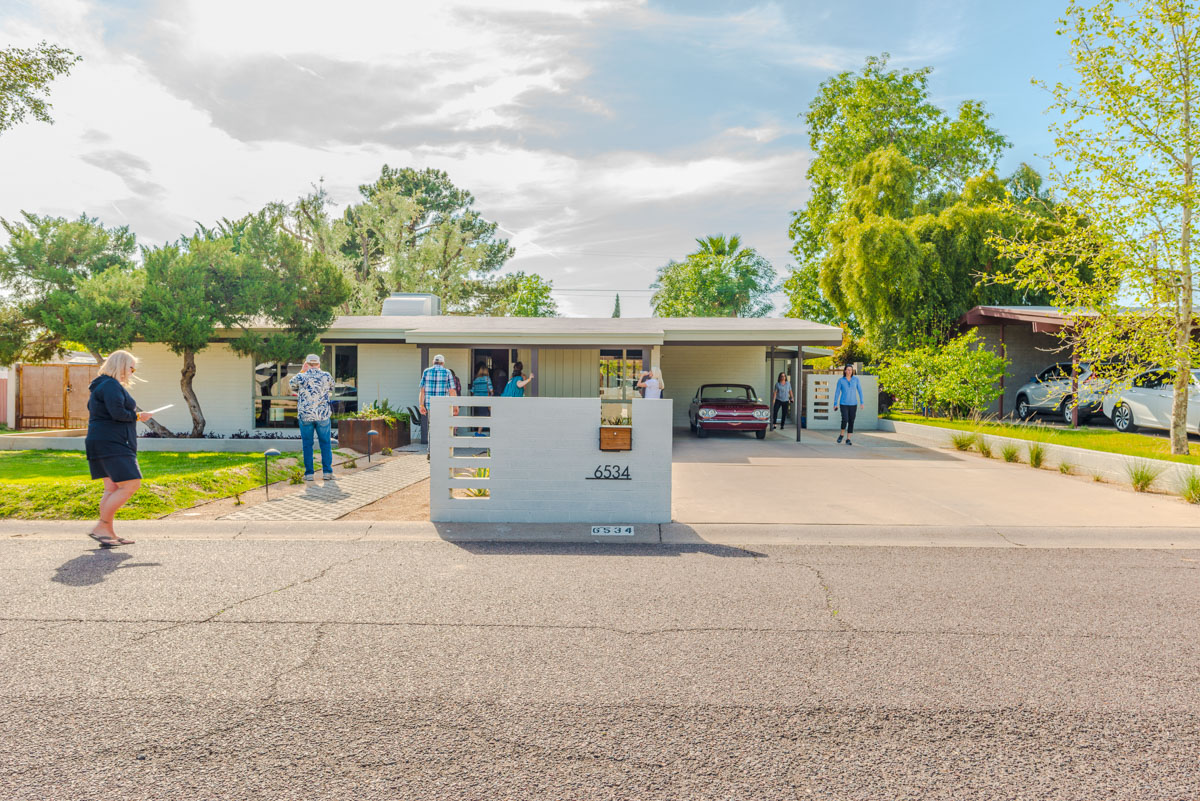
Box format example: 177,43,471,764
16,364,99,429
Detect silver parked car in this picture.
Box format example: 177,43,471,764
1013,362,1103,424
1102,368,1200,434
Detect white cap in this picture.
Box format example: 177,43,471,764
304,353,321,364
433,353,445,364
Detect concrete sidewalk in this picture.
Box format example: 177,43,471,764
4,519,1200,549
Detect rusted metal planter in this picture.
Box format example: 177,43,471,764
337,418,409,453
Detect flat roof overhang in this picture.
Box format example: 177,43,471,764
960,306,1077,334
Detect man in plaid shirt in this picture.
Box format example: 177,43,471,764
418,354,457,443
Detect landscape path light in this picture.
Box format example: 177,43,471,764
263,448,281,500
367,429,379,463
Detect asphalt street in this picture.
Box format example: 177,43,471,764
2,533,1199,800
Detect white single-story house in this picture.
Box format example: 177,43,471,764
127,294,843,437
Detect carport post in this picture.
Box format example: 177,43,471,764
419,346,429,444
794,344,802,442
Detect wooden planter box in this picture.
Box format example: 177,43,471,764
599,425,632,451
336,417,409,453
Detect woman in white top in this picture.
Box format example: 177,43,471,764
638,368,664,399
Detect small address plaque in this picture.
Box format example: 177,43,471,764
591,526,635,536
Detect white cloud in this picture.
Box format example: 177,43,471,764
0,0,814,317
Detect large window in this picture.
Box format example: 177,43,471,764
599,348,643,423
252,345,358,428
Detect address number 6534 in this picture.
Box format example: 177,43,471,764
591,465,631,480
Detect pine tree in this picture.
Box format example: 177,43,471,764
612,293,621,318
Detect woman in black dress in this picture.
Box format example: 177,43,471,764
85,350,154,547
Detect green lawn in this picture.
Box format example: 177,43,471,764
885,412,1200,467
0,450,298,519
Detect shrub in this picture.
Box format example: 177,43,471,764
1126,461,1163,493
1058,461,1073,475
878,329,1008,418
288,468,304,485
1001,444,1020,463
951,431,977,451
976,438,993,458
343,458,357,469
1092,471,1105,482
381,447,394,456
334,399,410,427
467,467,490,497
1027,442,1046,469
1178,471,1200,504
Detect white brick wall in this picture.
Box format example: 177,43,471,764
429,397,673,523
130,343,255,435
659,345,767,427
806,374,878,430
357,344,421,412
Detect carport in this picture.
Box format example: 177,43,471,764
960,305,1076,418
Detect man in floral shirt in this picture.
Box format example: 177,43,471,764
288,353,335,481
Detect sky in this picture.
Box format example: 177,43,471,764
0,0,1072,317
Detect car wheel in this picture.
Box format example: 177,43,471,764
696,425,707,438
1060,397,1076,426
1112,403,1137,433
755,429,766,440
1015,395,1032,421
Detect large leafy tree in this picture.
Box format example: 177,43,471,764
786,54,1009,331
991,0,1200,455
791,54,1009,264
816,147,1064,347
456,271,559,317
140,211,349,437
278,168,514,314
0,213,141,364
0,41,80,135
651,234,776,317
140,235,256,437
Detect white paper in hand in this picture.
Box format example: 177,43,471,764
144,404,174,415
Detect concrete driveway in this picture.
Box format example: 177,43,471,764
672,427,1200,527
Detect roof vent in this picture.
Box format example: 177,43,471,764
381,293,441,316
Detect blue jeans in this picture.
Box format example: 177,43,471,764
299,418,333,476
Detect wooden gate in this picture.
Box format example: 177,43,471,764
16,364,99,429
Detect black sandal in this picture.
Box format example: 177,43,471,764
88,531,120,548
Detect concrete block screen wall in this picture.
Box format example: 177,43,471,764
429,397,672,524
805,374,879,430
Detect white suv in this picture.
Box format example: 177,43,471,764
1013,362,1103,424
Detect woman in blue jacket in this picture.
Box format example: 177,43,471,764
833,364,863,446
85,350,154,547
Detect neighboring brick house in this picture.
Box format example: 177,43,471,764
960,306,1080,418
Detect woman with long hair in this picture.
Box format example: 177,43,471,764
833,364,863,446
637,367,664,399
84,350,154,547
771,371,792,430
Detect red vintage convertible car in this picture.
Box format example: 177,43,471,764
688,383,771,439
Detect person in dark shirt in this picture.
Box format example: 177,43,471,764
85,350,155,547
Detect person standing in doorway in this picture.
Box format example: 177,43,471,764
833,364,863,446
500,361,534,396
85,350,155,547
470,361,493,435
771,371,793,431
637,368,664,399
418,354,458,444
289,353,335,481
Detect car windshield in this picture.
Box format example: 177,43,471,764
700,385,757,402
